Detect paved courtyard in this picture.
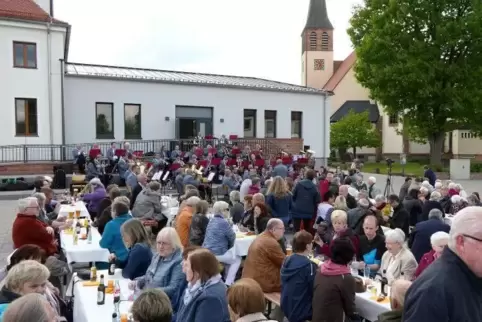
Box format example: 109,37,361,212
360,172,482,196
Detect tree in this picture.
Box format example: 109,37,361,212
348,0,482,164
330,110,381,157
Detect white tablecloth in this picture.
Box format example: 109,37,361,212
233,235,256,257
61,226,110,264
355,291,391,321
73,269,132,322
58,201,90,219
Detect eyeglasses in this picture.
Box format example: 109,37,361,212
462,234,482,243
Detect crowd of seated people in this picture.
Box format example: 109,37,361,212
6,163,482,322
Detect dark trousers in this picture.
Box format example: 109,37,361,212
293,218,312,233
198,185,213,202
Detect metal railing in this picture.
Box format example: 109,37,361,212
0,138,284,163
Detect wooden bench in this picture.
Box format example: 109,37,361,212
264,292,281,316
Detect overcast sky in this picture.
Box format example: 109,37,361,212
54,0,362,85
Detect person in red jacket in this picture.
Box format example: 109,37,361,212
315,209,359,258
318,172,333,198
12,197,57,256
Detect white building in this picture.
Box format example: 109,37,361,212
0,0,331,164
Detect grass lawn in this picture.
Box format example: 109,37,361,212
361,162,427,177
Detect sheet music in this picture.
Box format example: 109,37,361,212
207,172,215,182
162,171,170,181
152,171,163,181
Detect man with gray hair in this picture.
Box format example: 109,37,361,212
403,207,482,321
408,208,450,262
378,279,412,321
2,293,58,322
367,176,381,199
272,159,288,178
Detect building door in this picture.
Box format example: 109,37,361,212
177,118,213,139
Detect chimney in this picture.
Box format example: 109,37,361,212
34,0,54,17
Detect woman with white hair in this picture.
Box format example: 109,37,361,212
202,201,240,286
449,194,468,215
130,227,185,311
81,177,107,218
379,229,418,284
0,260,51,317
414,231,449,278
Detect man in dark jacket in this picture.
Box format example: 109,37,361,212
387,194,410,236
291,169,321,232
398,177,412,202
423,165,437,186
403,207,482,321
408,209,450,262
280,231,317,322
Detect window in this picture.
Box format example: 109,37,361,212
314,59,325,70
15,98,38,136
309,32,317,50
461,132,476,139
388,112,398,125
95,102,114,139
13,42,37,68
265,110,277,138
243,109,257,137
124,104,142,139
291,111,302,138
321,32,329,50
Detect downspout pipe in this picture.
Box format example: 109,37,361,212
60,58,66,160
47,20,54,160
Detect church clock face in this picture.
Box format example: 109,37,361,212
314,59,325,70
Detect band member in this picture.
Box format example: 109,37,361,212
171,145,182,160
86,154,102,180
72,145,86,174
159,146,169,160
123,142,133,159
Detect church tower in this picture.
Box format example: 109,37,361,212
301,0,334,89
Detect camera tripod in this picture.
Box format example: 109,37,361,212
383,165,395,197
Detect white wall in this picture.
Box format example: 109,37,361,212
64,77,329,158
0,20,66,161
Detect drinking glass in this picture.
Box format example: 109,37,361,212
75,210,81,219
68,211,74,220
364,266,371,279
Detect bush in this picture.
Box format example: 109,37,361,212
470,163,482,173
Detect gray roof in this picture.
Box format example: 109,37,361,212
65,62,327,95
331,100,380,123
303,0,333,31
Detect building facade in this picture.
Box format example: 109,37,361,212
0,0,331,164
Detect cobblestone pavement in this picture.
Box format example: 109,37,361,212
0,200,17,268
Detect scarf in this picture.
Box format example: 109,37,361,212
183,274,222,305
320,260,351,276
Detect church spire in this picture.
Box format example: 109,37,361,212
303,0,333,32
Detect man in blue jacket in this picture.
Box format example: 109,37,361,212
291,169,321,232
403,207,482,321
423,165,436,186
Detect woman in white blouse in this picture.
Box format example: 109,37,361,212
379,228,418,285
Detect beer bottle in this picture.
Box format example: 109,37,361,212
87,223,92,244
73,230,78,245
108,257,116,275
90,265,97,282
97,275,105,305
111,313,117,322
